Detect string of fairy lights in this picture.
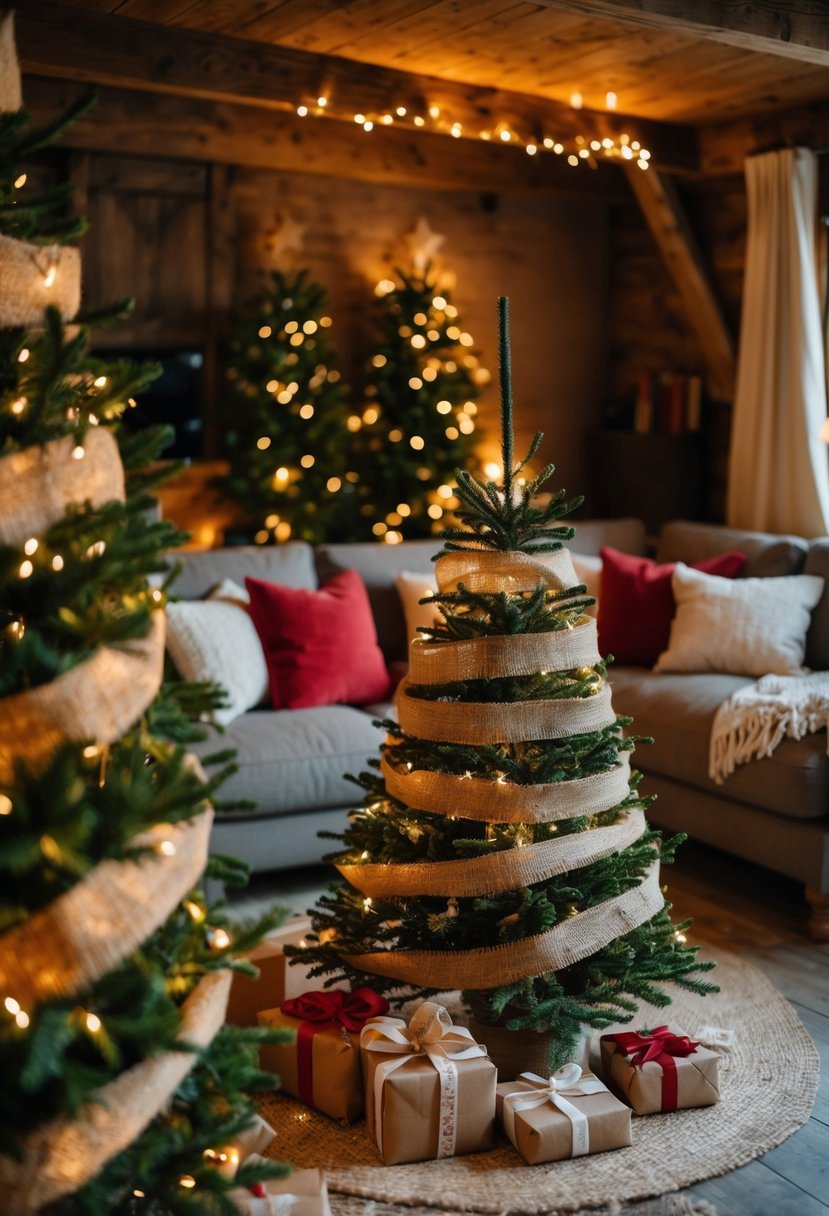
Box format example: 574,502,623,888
293,88,652,171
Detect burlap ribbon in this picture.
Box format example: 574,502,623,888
0,809,213,1007
336,807,647,898
501,1066,609,1158
408,619,598,684
396,679,615,744
360,1003,487,1160
434,548,578,594
0,612,166,782
0,12,22,112
0,428,125,547
380,753,631,824
0,969,232,1216
342,862,663,989
0,234,81,329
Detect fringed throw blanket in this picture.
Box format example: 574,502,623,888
709,671,829,784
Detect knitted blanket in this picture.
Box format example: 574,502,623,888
709,671,829,784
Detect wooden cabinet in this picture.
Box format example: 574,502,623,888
587,431,705,537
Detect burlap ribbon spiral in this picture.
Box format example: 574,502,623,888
336,806,647,897
0,234,81,329
0,612,166,783
342,862,664,990
0,809,213,1008
0,969,232,1216
0,428,125,547
396,679,615,744
380,752,632,824
434,547,578,594
408,618,598,684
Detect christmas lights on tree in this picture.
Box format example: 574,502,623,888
297,296,715,1074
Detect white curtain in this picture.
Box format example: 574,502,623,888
727,147,829,537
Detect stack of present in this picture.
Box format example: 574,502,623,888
226,916,348,1027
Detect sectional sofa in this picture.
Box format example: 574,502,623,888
172,518,829,938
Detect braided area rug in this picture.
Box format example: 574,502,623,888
258,949,817,1213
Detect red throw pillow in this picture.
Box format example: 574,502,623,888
597,547,746,667
245,569,391,709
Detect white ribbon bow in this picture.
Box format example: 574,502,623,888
360,1001,487,1159
502,1064,607,1158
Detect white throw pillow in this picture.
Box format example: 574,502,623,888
570,552,602,617
655,564,824,677
395,570,440,650
165,578,269,725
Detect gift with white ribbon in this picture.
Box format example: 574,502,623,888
359,1001,497,1165
496,1064,631,1164
228,1161,331,1216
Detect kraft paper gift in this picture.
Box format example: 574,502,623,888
227,917,348,1027
599,1023,720,1114
496,1066,632,1164
228,1161,331,1216
360,1001,497,1165
258,988,389,1123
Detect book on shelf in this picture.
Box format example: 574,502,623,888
631,371,703,435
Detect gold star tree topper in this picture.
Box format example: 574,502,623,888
407,216,445,271
269,212,306,261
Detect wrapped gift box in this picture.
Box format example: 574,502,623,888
258,988,388,1123
226,917,314,1027
496,1066,631,1164
229,1162,331,1216
360,1001,496,1165
599,1023,720,1114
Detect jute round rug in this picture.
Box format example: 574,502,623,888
259,948,818,1213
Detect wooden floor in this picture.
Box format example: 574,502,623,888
230,840,829,1216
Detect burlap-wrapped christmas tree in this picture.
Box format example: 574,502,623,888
0,17,285,1210
300,297,715,1076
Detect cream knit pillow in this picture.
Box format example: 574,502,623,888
655,563,825,676
570,552,602,617
395,570,440,651
165,578,269,725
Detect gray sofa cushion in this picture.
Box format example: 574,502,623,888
191,705,383,817
804,538,829,671
609,666,829,821
169,542,317,600
656,520,808,577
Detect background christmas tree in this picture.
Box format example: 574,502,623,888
350,252,489,543
298,297,715,1072
220,268,356,545
0,19,286,1211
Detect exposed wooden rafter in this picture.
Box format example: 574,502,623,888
15,0,697,174
624,164,736,401
533,1,829,66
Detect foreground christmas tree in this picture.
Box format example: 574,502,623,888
220,270,355,544
301,297,715,1072
0,19,285,1212
351,265,487,542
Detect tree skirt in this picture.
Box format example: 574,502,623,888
258,949,817,1213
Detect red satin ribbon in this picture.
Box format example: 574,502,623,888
281,988,389,1107
608,1025,699,1111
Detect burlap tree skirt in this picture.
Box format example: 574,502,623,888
260,949,817,1213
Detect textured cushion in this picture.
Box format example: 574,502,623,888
396,569,440,648
165,580,268,726
246,569,391,709
609,666,829,820
189,705,384,815
597,547,746,667
656,565,825,676
170,542,317,601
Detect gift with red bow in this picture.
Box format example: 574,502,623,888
226,917,349,1027
599,1023,720,1114
258,987,390,1122
496,1064,632,1163
360,1001,497,1165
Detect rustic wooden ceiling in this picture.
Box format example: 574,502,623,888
46,0,829,125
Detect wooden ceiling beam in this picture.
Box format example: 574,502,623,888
15,0,698,174
533,1,829,67
23,76,628,198
624,163,736,401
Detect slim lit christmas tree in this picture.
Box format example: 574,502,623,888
0,20,285,1211
220,270,355,544
351,265,488,542
301,296,715,1073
